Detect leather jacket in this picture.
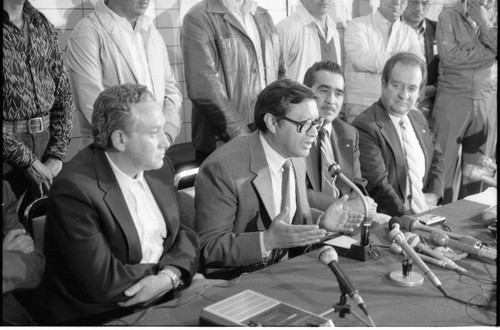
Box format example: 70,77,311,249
181,0,285,154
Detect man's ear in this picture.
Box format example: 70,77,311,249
110,130,127,152
263,113,278,134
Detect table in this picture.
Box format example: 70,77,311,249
107,199,497,326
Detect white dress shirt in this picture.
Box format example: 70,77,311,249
105,153,167,264
258,133,297,258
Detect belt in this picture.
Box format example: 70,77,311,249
3,115,50,134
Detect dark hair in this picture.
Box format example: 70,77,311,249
303,61,345,88
92,84,155,149
254,79,317,133
381,52,427,89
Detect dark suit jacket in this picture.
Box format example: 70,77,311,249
306,119,368,210
424,18,439,86
352,100,444,216
43,146,199,324
195,131,319,270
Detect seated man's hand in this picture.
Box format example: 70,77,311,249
424,192,440,210
263,206,327,251
3,229,35,254
118,269,178,308
321,195,364,233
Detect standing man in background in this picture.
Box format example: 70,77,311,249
3,0,74,217
342,0,423,123
431,0,497,202
181,0,285,164
66,0,182,153
277,0,341,82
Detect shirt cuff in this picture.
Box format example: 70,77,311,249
259,231,272,260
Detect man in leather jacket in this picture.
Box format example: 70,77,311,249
181,0,286,163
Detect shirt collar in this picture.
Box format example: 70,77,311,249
259,132,289,175
105,152,145,192
295,5,336,38
221,0,257,16
322,122,333,137
402,17,426,34
388,112,409,130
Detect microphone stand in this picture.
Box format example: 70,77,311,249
332,282,353,318
328,162,375,261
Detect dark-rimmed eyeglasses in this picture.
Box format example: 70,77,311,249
279,117,325,134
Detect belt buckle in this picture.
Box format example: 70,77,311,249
27,117,43,134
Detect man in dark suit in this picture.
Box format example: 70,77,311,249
402,0,439,119
352,53,444,217
302,61,377,217
195,79,363,277
42,84,199,324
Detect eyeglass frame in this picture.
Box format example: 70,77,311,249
278,116,325,134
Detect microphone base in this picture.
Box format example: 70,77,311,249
389,270,424,287
341,243,377,262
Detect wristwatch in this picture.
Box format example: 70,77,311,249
159,268,180,289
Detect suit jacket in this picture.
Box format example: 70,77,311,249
352,100,444,216
43,146,199,324
195,131,319,270
423,18,439,86
306,119,367,210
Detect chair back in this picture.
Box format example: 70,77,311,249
23,196,48,249
174,167,199,229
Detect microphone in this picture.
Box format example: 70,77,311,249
478,155,497,171
390,243,467,273
397,215,463,240
429,232,497,262
328,162,371,246
404,232,467,273
388,219,448,297
318,246,369,316
463,164,497,187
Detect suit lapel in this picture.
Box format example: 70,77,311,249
145,167,178,248
249,133,275,229
93,149,143,263
375,104,407,198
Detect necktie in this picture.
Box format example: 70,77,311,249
319,129,340,198
281,159,291,213
399,119,427,214
271,159,292,265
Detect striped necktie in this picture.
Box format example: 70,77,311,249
399,119,427,214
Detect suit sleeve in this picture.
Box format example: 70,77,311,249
419,115,445,198
195,161,262,268
353,119,409,217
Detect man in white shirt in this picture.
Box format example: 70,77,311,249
66,0,182,153
43,84,198,324
342,0,423,123
277,0,342,82
352,53,444,217
195,79,363,279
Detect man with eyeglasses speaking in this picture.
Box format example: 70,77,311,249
194,79,364,279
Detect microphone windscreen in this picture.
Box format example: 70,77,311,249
389,217,402,229
318,246,338,264
400,215,416,232
404,232,421,248
390,242,403,255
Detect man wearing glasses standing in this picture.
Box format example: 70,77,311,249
194,79,363,279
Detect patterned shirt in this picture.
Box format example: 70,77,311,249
3,1,74,168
